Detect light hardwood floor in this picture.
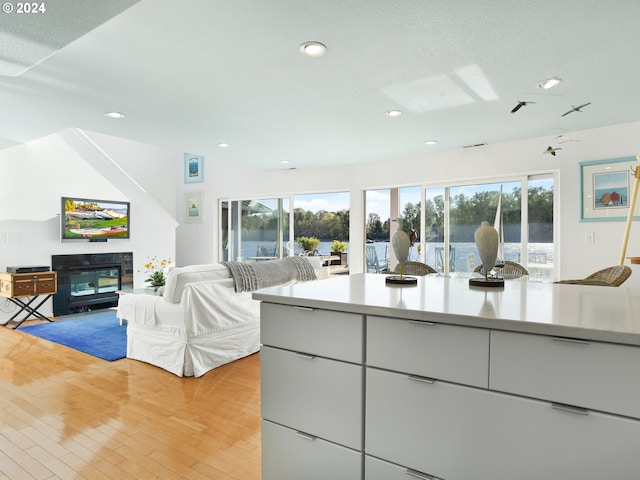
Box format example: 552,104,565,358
0,320,261,480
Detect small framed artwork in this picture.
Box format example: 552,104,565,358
580,156,639,221
185,191,203,223
184,153,204,184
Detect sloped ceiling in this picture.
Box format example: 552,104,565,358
0,0,639,169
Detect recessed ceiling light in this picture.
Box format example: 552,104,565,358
217,143,229,148
385,110,402,117
537,77,562,90
300,41,326,57
280,160,290,164
424,140,438,145
104,111,125,119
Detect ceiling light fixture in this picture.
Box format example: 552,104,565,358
217,143,229,148
424,140,438,145
300,41,326,57
537,77,562,90
280,160,289,164
385,110,402,117
104,111,125,119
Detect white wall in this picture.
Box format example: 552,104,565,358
1,119,638,323
201,121,640,287
0,131,179,321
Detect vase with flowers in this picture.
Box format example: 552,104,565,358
142,256,172,286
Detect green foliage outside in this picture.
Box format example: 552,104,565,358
330,240,347,252
241,208,350,241
297,236,321,252
237,184,553,244
367,185,553,243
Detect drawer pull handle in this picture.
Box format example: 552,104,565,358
295,431,317,441
552,337,590,346
552,403,589,416
406,469,436,480
294,306,314,311
408,375,435,384
294,352,316,360
408,320,436,326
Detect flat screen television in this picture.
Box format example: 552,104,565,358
61,197,130,241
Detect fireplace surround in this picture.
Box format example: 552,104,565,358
52,252,133,316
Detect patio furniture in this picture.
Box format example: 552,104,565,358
435,246,456,272
366,244,389,273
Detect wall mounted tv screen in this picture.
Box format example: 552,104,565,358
61,197,130,241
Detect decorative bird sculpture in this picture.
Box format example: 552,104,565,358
544,146,562,156
561,102,591,117
391,218,410,276
510,101,535,114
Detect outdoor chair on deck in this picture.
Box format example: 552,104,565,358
473,261,529,279
366,244,390,273
256,244,277,260
555,265,631,287
393,261,437,276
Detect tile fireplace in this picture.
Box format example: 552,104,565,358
51,253,133,316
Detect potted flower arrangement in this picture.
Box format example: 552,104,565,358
297,236,321,255
142,256,172,286
330,240,348,265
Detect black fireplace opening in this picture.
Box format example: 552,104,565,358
52,253,133,316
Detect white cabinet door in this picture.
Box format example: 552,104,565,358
262,420,362,480
367,315,489,387
366,367,640,480
261,346,363,449
490,330,640,418
260,302,363,363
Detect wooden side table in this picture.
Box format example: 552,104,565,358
0,271,57,328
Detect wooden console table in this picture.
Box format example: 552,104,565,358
0,271,57,328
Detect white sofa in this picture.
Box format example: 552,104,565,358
116,258,320,377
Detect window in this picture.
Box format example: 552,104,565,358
424,176,554,277
219,192,350,269
220,198,289,262
293,192,349,257
366,174,556,277
364,186,421,272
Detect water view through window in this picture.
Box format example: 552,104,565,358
366,175,555,278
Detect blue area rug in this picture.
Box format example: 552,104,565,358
19,310,126,361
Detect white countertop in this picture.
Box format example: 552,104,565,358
253,273,640,346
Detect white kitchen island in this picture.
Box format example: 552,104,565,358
254,273,640,480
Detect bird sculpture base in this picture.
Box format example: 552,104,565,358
385,275,417,285
469,277,504,288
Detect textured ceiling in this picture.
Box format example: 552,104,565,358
0,0,639,169
0,0,139,76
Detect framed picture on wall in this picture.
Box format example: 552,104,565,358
185,191,203,223
184,153,204,184
580,156,639,221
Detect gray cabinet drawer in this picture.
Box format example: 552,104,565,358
262,420,362,480
367,315,489,388
490,330,640,418
261,346,363,449
261,302,363,363
366,455,440,480
366,367,640,480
